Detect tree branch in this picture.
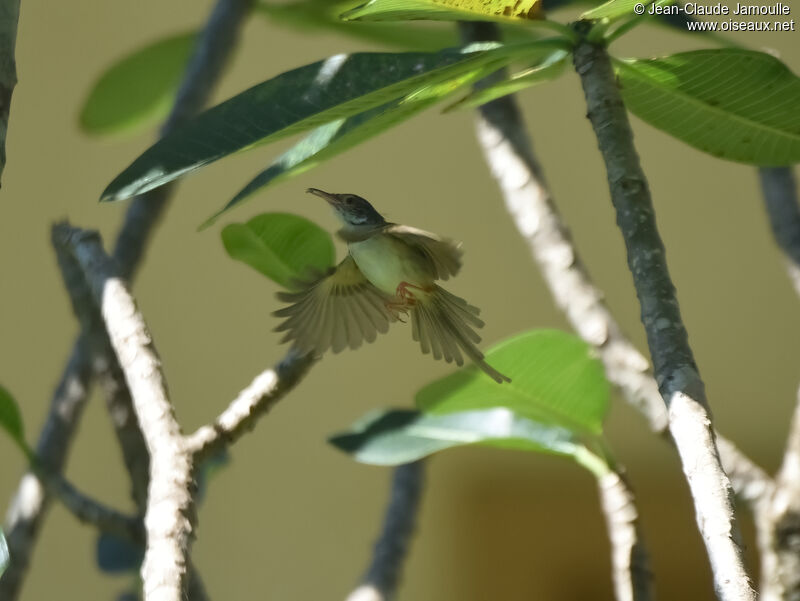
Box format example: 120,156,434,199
345,462,425,601
0,0,19,185
597,468,654,601
759,167,800,297
459,21,769,509
186,351,315,463
0,1,250,597
573,37,754,601
54,223,194,601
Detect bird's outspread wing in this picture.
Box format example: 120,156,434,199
273,255,398,355
383,224,462,280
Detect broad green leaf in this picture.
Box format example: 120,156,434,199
329,408,583,465
416,330,610,435
445,48,567,110
615,50,800,165
0,385,27,454
0,527,8,579
342,0,543,23
205,61,508,225
581,0,648,21
80,32,196,136
256,0,460,50
221,213,335,288
101,43,534,203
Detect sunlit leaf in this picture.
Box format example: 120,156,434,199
80,32,195,136
342,0,543,23
417,330,609,434
101,42,535,203
445,48,568,110
0,385,28,455
222,213,335,288
330,407,583,465
205,61,507,224
616,49,800,165
256,0,460,50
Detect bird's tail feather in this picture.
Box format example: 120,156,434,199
411,286,510,384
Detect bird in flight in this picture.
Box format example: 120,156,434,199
274,188,510,383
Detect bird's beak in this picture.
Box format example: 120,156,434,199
306,188,340,206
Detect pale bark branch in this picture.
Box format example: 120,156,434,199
460,21,769,509
597,469,654,601
186,351,315,463
0,1,250,597
53,223,194,601
573,37,754,601
0,0,20,185
345,462,425,601
756,166,800,601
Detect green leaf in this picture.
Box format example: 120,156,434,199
80,32,196,136
221,213,335,288
0,385,27,454
205,60,508,225
615,49,800,165
445,48,568,110
0,527,8,579
416,330,610,435
342,0,543,23
100,43,534,203
256,0,460,50
329,408,584,465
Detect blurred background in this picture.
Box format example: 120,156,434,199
0,1,798,599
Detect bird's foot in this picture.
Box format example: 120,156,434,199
384,301,410,323
395,281,430,303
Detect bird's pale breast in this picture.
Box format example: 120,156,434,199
349,235,432,297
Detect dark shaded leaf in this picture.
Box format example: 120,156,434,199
96,533,144,574
101,43,533,202
0,385,28,454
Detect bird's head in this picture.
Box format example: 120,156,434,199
306,188,386,227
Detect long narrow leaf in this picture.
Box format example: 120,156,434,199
445,48,568,110
101,42,534,203
205,60,506,225
615,49,800,165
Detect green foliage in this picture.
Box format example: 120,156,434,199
417,330,609,434
330,330,612,475
445,48,568,110
255,0,460,50
101,42,536,204
330,407,584,464
80,32,195,136
0,385,29,456
0,527,8,579
221,213,335,289
615,49,800,165
342,0,542,22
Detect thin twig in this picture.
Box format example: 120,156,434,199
0,0,20,185
345,462,425,601
597,469,654,601
33,466,143,544
459,21,770,507
573,36,754,601
54,223,194,601
0,1,250,597
186,351,315,463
